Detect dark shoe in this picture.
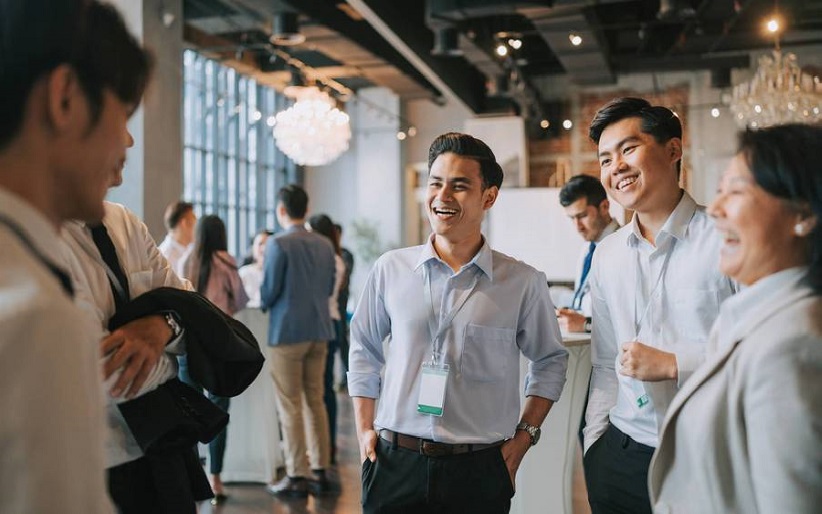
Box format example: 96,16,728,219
308,469,337,496
210,493,229,506
266,476,308,498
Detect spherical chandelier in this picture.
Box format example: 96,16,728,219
272,86,351,166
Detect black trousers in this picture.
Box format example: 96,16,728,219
107,447,212,514
583,423,654,514
362,437,514,514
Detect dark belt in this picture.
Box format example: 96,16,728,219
379,429,504,457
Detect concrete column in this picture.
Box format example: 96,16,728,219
108,0,183,241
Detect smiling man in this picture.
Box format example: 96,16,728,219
581,98,736,514
348,132,568,514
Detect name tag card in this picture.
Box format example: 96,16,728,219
417,363,449,417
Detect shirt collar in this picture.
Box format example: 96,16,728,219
0,187,65,266
414,234,494,281
285,224,307,234
596,219,621,243
627,190,697,247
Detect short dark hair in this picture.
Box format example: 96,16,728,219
737,124,822,293
589,97,683,174
428,132,504,189
0,0,153,149
164,201,194,231
559,174,607,208
278,184,309,219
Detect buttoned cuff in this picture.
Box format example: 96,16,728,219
346,372,381,398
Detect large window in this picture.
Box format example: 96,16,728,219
183,49,296,260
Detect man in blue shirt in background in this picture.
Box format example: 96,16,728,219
261,184,336,497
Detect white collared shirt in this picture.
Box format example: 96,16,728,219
0,188,112,513
572,219,621,317
61,202,192,467
584,192,737,451
348,236,568,443
158,234,190,276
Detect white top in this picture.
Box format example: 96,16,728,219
239,264,263,309
583,192,737,451
0,188,113,513
61,202,192,467
571,219,620,317
158,234,190,276
348,236,568,443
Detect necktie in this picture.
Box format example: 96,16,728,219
572,242,596,311
90,224,130,311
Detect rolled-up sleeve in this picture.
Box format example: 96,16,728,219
518,271,568,401
347,262,391,399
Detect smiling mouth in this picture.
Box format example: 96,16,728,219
432,206,458,218
615,175,638,191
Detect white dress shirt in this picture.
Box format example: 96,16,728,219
583,192,737,452
61,202,192,467
239,264,264,308
571,219,620,317
158,234,190,276
348,236,568,443
0,188,113,513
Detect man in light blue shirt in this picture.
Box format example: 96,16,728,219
348,132,568,514
261,184,336,498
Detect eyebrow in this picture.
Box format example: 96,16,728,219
428,175,473,185
598,136,641,158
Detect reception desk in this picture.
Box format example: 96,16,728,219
221,308,283,483
511,332,591,514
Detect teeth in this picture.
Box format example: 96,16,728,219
616,176,637,191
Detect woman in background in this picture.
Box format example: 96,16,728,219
649,124,822,513
239,229,273,308
307,214,346,465
179,214,249,504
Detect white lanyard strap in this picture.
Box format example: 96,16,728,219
633,239,677,340
423,263,479,364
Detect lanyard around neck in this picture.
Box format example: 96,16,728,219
423,263,480,365
633,238,677,341
0,214,74,297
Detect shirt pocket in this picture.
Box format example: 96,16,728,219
670,288,721,341
461,324,516,382
128,270,154,298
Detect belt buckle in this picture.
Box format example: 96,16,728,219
420,441,450,457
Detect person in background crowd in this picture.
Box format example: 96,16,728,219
649,124,822,514
239,228,273,308
308,214,346,466
261,185,336,498
334,223,354,391
158,200,196,274
179,214,249,504
583,97,737,514
0,0,150,512
557,174,620,333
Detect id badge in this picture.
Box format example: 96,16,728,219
417,363,449,417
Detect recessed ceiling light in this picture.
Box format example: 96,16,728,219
562,119,573,129
540,119,550,129
508,38,522,50
569,33,583,46
711,107,720,118
496,44,508,57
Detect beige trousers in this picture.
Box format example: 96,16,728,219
268,340,331,478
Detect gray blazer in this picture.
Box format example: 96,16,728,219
649,272,822,514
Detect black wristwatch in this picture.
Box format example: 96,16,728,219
516,422,541,446
583,317,592,333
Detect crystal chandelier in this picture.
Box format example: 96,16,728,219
729,50,822,128
272,86,351,166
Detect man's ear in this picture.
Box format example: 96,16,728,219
46,64,83,133
667,137,683,164
483,186,499,210
598,198,611,217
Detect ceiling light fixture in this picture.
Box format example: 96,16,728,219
765,17,780,34
508,38,522,50
562,119,573,130
432,27,463,57
495,44,508,57
711,107,721,118
540,119,550,129
273,86,351,166
569,33,583,46
270,12,306,46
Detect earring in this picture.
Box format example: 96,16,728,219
794,223,806,236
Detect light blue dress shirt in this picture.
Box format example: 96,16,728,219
348,236,568,444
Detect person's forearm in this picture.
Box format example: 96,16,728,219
352,396,376,437
520,395,553,428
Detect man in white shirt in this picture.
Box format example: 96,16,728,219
557,174,620,332
582,97,736,514
158,200,197,273
0,1,151,512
